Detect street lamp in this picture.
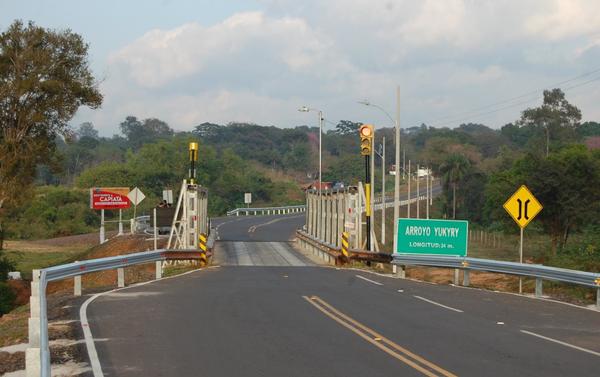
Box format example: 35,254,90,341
299,106,324,240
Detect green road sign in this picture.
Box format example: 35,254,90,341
395,218,468,256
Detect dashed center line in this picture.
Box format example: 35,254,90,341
520,330,600,357
355,275,384,286
413,296,463,313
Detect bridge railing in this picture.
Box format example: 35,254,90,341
295,227,600,310
392,254,600,308
226,205,305,216
26,239,215,377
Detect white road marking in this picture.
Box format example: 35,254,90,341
249,215,304,233
81,268,205,377
520,330,600,357
80,294,106,377
413,295,463,313
355,275,384,286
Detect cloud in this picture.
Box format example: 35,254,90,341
76,1,600,135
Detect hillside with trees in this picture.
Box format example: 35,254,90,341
2,21,600,317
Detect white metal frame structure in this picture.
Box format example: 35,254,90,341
167,179,209,249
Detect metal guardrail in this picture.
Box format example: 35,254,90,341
26,243,215,377
227,204,305,216
296,227,600,309
392,254,600,308
296,230,391,265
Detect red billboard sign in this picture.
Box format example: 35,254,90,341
90,187,131,210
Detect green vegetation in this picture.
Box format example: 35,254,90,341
4,249,86,280
0,18,599,310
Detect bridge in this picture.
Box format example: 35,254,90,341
23,148,600,377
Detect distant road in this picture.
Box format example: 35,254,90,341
85,213,600,376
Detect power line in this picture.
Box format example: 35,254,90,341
427,71,600,128
423,66,600,126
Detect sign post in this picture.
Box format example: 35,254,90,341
90,187,131,243
127,187,146,232
503,185,543,294
395,218,468,256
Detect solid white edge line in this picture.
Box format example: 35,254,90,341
80,267,206,377
80,293,105,377
520,330,600,357
413,295,464,313
355,275,384,286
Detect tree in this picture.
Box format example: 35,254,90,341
518,89,582,156
334,120,361,136
0,20,102,249
119,116,173,149
76,122,99,139
439,154,471,219
484,145,600,254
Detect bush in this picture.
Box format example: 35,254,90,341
5,186,97,239
0,282,16,316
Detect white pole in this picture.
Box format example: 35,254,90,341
416,164,420,219
407,160,411,218
426,168,430,219
519,227,524,294
118,209,123,236
153,208,158,251
393,85,401,256
430,173,434,205
381,137,386,245
100,209,105,244
318,110,323,241
371,135,375,251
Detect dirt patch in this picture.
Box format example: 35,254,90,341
8,280,30,307
48,235,167,294
0,234,170,375
3,232,111,254
0,351,25,375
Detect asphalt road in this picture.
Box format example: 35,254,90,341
85,214,600,377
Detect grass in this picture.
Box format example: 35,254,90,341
0,303,29,347
4,248,88,281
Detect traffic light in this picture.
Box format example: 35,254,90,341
359,124,374,156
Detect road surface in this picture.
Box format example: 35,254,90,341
85,214,600,376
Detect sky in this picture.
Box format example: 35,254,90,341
3,0,600,136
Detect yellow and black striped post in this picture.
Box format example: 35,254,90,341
199,233,208,266
341,231,350,258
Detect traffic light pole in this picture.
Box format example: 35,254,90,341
365,154,371,251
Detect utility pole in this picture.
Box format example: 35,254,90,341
416,164,420,219
370,132,375,251
426,167,430,219
407,160,411,218
393,86,400,255
381,137,386,245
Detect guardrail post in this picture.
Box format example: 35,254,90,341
463,269,470,287
597,288,599,310
117,268,125,288
453,269,459,285
26,269,41,377
535,278,543,298
74,275,82,296
156,261,163,279
393,265,405,278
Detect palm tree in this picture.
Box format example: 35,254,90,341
439,154,471,219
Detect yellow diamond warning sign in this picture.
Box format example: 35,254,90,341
503,185,543,228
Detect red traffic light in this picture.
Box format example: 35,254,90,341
360,124,373,137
